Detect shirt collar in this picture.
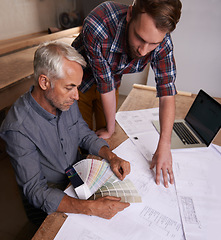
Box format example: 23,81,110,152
26,86,58,122
110,16,127,54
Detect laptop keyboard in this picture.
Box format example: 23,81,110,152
173,122,200,145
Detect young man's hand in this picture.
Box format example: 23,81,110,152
96,128,113,139
150,143,174,188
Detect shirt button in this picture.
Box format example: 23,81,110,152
61,138,63,141
64,152,67,155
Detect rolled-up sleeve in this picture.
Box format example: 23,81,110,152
151,34,177,97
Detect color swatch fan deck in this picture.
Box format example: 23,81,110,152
73,159,113,199
72,159,142,203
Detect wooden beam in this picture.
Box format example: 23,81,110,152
0,26,82,56
133,84,192,96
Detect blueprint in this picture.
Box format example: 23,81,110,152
55,139,185,240
55,108,221,240
116,107,221,240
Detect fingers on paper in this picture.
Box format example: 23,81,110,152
162,168,169,188
155,166,161,185
168,169,174,184
149,158,156,169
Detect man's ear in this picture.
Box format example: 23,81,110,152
38,74,50,90
126,5,133,23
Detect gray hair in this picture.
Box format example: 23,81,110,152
33,41,87,85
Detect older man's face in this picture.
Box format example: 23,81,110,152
45,58,83,113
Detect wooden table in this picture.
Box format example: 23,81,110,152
32,85,221,239
0,27,81,111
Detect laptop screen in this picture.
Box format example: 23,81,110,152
185,90,221,146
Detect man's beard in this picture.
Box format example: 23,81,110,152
125,21,141,60
126,22,134,59
45,89,73,112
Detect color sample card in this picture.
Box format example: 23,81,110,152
89,179,142,203
65,166,84,188
73,159,142,202
73,159,114,198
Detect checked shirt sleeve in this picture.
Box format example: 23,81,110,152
151,34,177,97
82,18,116,94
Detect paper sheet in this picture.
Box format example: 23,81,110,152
116,108,160,161
172,145,221,240
116,107,221,239
55,139,184,240
115,108,159,136
55,108,221,240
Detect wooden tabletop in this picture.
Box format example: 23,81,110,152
32,85,221,239
108,85,221,149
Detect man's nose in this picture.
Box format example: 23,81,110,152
138,43,150,56
71,88,79,101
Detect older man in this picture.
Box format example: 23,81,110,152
0,42,130,226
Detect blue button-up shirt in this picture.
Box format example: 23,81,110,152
0,87,107,214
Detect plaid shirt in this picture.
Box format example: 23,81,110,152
72,1,177,97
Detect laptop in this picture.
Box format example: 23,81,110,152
152,89,221,149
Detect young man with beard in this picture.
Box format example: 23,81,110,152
72,0,182,188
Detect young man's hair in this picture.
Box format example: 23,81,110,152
132,0,182,33
33,41,86,85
